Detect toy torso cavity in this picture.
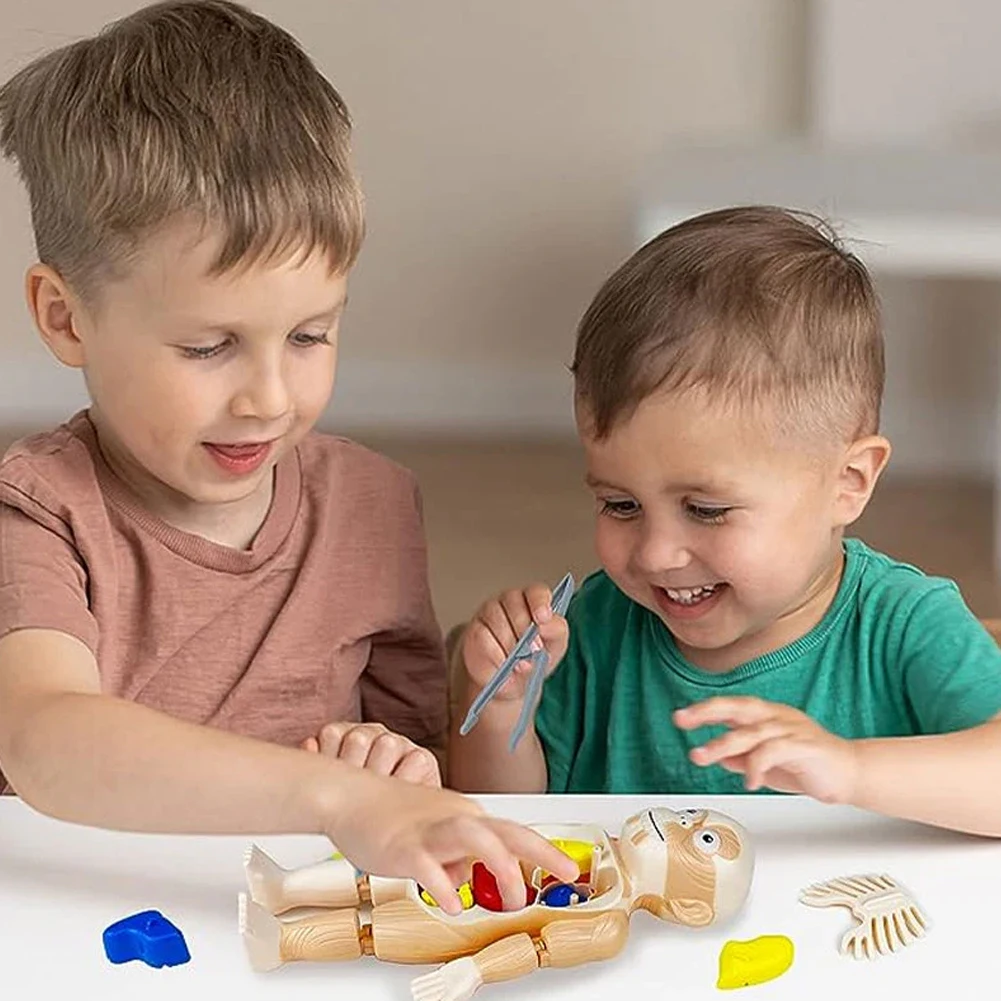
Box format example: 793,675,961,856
369,822,628,964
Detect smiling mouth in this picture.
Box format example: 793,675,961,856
661,583,724,606
206,442,273,455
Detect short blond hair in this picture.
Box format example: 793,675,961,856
571,206,884,443
0,0,364,301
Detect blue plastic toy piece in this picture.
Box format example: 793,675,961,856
102,909,191,968
459,572,575,751
539,882,591,907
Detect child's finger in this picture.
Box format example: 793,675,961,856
442,859,471,888
301,736,320,753
478,598,525,655
717,753,749,774
316,721,352,755
393,748,442,788
412,854,464,916
673,696,778,729
462,619,509,670
536,616,569,660
424,818,527,911
364,731,411,776
337,724,384,768
462,620,531,696
742,736,800,791
524,583,554,624
498,588,538,639
490,817,579,886
689,721,791,767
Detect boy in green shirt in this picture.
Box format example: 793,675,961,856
450,206,1001,837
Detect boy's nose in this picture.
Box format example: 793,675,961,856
632,527,692,575
231,362,290,422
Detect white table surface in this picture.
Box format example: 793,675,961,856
1,793,997,999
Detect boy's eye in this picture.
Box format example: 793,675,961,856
599,498,640,520
177,329,330,359
179,340,229,360
685,502,731,524
289,330,331,348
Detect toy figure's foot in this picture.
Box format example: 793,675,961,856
244,843,363,914
239,893,284,972
411,957,484,1001
244,845,290,914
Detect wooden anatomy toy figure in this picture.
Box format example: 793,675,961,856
239,806,754,1001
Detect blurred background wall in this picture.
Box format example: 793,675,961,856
3,0,1001,627
0,0,808,433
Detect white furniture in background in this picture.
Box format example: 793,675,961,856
0,793,995,999
638,144,1001,276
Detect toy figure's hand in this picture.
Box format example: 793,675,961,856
673,697,859,804
302,722,441,788
411,956,483,1001
325,771,579,917
461,584,569,702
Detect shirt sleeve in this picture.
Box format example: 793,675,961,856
534,591,588,793
899,581,1001,733
0,494,98,653
359,481,448,757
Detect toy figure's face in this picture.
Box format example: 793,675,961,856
620,807,753,927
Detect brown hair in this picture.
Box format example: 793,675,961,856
571,206,884,443
0,0,364,302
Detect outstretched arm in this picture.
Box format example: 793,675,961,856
676,697,1001,837
849,716,1001,836
0,628,578,913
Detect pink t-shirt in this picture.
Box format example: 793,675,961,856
0,411,447,792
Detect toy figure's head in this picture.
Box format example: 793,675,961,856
619,807,753,927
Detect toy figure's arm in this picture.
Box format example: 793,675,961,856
410,912,630,1001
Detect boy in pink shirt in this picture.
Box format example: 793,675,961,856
0,0,576,911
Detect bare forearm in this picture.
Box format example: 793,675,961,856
4,692,347,835
447,678,546,793
851,721,1001,836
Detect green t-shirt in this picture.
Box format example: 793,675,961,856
535,538,1001,794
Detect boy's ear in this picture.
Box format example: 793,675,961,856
24,263,88,369
833,434,892,526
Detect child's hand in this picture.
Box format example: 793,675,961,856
326,770,579,916
673,697,859,804
302,722,441,788
461,584,569,702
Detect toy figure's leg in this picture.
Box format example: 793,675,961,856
410,912,630,1001
244,843,412,914
244,843,374,914
239,893,373,971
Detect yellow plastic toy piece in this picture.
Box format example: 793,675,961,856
547,838,598,872
716,935,794,989
420,883,474,910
